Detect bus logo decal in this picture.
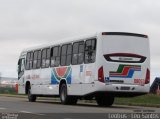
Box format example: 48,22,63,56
109,64,141,78
51,67,72,84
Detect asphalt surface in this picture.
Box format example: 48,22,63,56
0,96,159,119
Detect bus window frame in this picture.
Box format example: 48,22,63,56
84,38,97,64
50,45,61,67
41,47,51,68
72,41,84,65
18,58,25,80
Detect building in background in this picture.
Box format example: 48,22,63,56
0,77,17,88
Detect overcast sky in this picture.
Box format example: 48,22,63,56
0,0,160,83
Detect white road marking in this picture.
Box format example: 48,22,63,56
19,110,45,116
36,113,45,116
0,107,6,110
20,111,32,113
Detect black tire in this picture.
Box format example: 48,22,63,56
96,94,114,107
68,96,78,105
28,88,36,102
60,84,77,105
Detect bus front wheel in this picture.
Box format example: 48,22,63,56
96,94,114,107
28,88,36,102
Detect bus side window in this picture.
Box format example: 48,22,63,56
26,52,30,70
46,48,50,67
78,41,84,64
72,41,84,65
37,50,41,68
18,59,22,74
41,49,47,68
60,44,72,66
61,45,67,66
72,42,79,65
33,51,38,69
66,44,72,66
29,52,33,69
18,58,25,79
51,46,60,67
41,48,50,68
26,52,33,70
32,50,41,69
84,39,96,63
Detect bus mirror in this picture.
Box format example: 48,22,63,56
18,59,20,65
17,65,20,74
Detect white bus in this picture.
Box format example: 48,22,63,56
17,32,150,106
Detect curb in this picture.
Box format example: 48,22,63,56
0,94,26,98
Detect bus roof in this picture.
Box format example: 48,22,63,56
22,33,98,53
21,32,147,53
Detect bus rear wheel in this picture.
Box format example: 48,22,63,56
60,84,77,105
28,88,36,102
96,94,114,107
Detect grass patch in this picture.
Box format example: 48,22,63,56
0,87,17,94
114,94,160,107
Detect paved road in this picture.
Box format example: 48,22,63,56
0,96,159,119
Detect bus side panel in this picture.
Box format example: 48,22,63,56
18,84,25,94
80,63,97,95
18,73,25,94
67,65,83,95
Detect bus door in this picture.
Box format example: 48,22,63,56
18,58,25,93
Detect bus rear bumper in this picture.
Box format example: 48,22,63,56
94,81,150,97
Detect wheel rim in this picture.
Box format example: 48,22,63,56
61,86,66,102
28,89,31,98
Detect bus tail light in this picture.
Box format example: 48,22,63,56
98,66,104,83
145,68,150,84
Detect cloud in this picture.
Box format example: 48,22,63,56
0,0,160,80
